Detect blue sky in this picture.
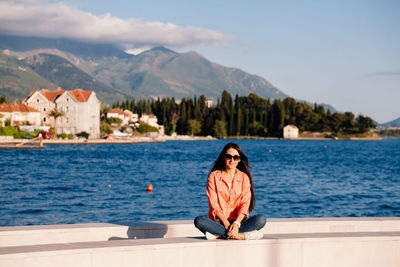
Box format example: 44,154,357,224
1,0,399,123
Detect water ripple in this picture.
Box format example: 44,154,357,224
0,139,399,226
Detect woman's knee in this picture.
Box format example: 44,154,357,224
254,214,267,228
194,215,207,228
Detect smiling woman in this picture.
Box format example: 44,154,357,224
194,142,266,240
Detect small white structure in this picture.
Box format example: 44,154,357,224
205,98,213,108
107,109,124,121
283,125,299,139
124,110,138,123
140,114,159,128
107,109,138,125
0,103,40,126
140,113,164,136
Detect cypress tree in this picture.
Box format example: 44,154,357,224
244,109,249,136
229,102,234,136
234,94,241,135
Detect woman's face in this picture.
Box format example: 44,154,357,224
224,148,241,170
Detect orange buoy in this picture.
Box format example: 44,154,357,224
147,184,153,192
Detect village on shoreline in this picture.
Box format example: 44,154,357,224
0,88,389,147
0,132,383,147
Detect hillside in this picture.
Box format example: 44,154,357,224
23,53,130,103
0,51,55,100
380,117,400,128
0,34,288,104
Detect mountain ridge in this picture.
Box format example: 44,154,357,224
379,117,400,128
0,34,334,113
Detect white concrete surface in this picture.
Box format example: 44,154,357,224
1,217,399,247
1,218,399,267
1,232,399,267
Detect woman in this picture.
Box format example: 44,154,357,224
194,143,266,240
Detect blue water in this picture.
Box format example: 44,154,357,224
1,139,399,226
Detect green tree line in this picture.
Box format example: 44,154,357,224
112,90,376,137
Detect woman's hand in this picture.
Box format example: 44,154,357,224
227,223,239,238
222,221,231,230
215,211,230,230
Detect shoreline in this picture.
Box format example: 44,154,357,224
224,136,383,141
0,135,217,145
0,135,386,145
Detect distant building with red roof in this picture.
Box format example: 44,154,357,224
107,108,138,125
24,88,100,138
0,103,40,126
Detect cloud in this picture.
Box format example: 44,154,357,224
0,1,229,48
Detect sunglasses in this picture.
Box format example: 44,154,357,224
224,154,241,161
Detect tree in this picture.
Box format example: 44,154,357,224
229,102,234,136
271,100,285,136
100,121,113,135
188,119,202,135
213,120,227,138
0,96,7,104
50,108,64,137
343,112,355,133
100,104,110,120
356,115,376,133
77,131,90,139
221,90,232,134
234,94,242,135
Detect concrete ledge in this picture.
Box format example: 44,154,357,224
1,217,399,247
1,231,399,267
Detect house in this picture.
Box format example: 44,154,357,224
25,88,100,139
24,89,60,126
124,110,139,123
0,103,40,126
107,109,138,125
140,114,159,128
205,98,213,108
107,108,125,123
283,125,299,139
140,113,164,136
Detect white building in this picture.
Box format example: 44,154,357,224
107,109,138,125
140,113,164,136
25,88,100,139
0,103,40,126
283,125,299,139
205,98,213,108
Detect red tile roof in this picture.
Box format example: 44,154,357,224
108,108,125,115
28,88,93,102
0,103,39,113
68,88,92,102
29,89,65,102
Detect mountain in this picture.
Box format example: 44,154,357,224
379,117,400,128
0,51,130,103
0,51,56,100
0,35,129,59
24,53,130,102
0,34,292,105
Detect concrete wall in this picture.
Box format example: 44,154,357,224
1,218,399,267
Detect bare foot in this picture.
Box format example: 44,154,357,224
230,233,245,240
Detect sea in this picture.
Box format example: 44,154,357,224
1,138,399,226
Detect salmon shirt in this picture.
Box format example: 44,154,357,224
207,169,252,221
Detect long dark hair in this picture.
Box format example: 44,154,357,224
210,142,255,212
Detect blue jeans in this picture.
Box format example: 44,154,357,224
194,214,267,238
